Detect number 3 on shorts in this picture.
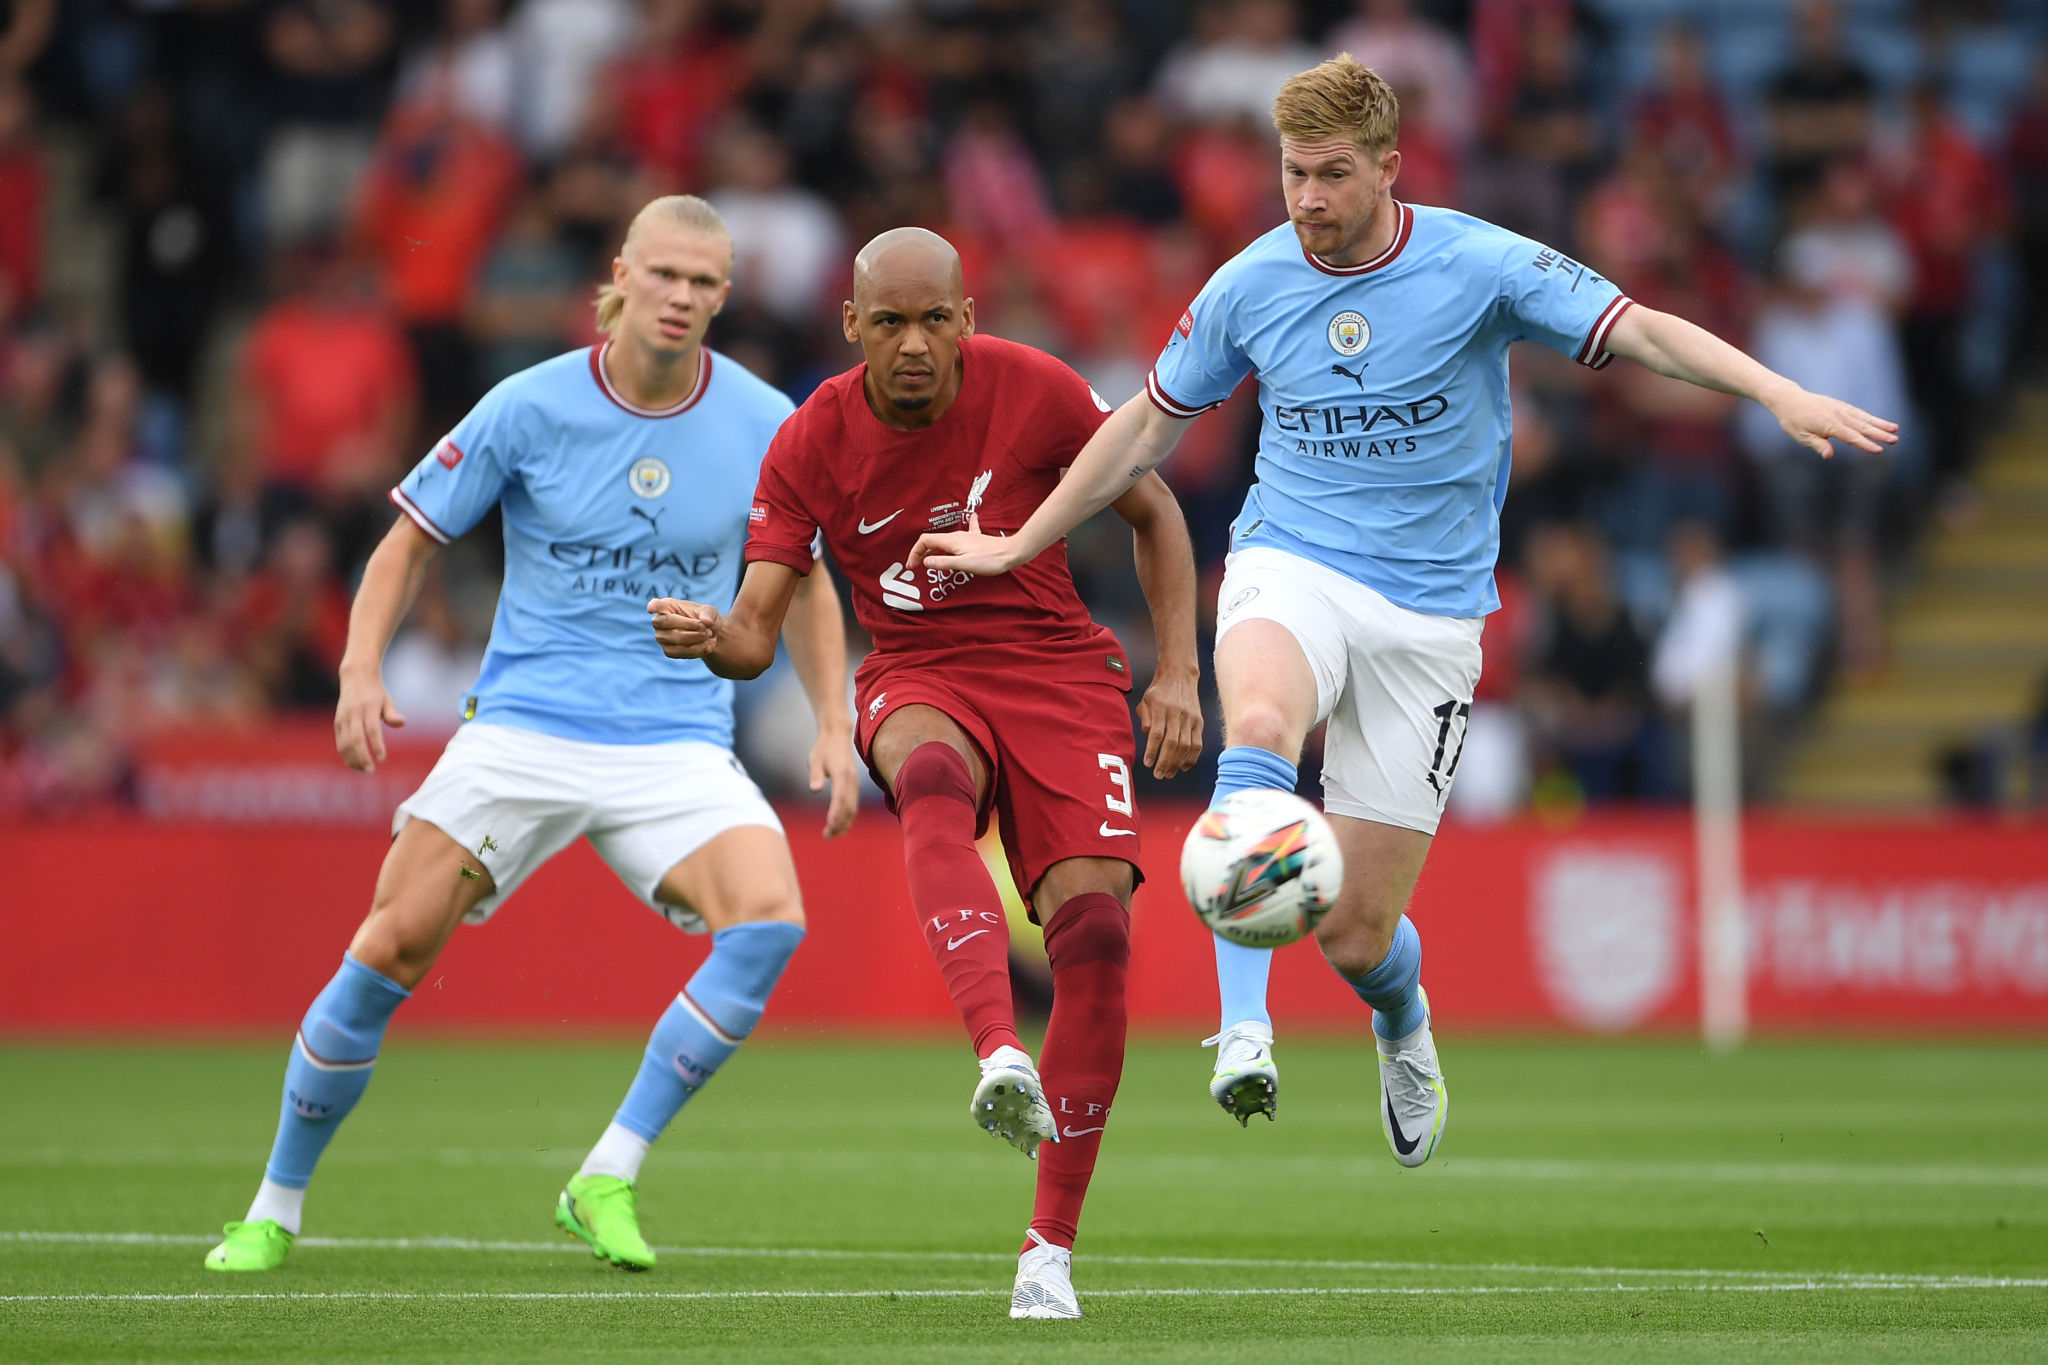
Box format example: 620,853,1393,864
1098,753,1133,816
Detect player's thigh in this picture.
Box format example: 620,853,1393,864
1031,856,1136,924
585,742,794,934
1213,549,1347,759
350,818,495,989
867,701,991,802
370,724,593,986
1319,590,1484,837
1310,814,1434,979
991,681,1144,916
652,824,804,933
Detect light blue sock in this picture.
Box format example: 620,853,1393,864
1208,746,1299,1030
264,954,410,1188
1343,915,1427,1041
613,921,806,1143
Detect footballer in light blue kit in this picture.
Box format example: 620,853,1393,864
914,57,1896,1162
205,197,860,1274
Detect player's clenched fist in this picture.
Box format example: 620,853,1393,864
648,597,720,658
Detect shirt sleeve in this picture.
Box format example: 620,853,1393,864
1146,266,1252,417
743,426,819,576
388,382,517,544
1498,237,1635,370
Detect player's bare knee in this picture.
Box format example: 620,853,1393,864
1225,700,1300,758
1314,915,1394,979
722,893,805,931
347,914,439,990
1033,857,1134,915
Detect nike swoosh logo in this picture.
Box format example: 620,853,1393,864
1061,1125,1105,1138
1098,823,1137,838
1385,1092,1420,1156
857,510,903,534
945,930,990,950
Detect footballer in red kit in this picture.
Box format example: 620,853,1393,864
750,332,1150,891
648,228,1202,1319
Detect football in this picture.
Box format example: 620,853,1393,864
1179,789,1344,947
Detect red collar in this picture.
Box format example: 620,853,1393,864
589,341,712,417
1303,202,1414,277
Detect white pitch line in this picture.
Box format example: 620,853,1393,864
1439,1158,2048,1188
2,1232,2042,1289
5,1281,2048,1305
6,1148,2048,1190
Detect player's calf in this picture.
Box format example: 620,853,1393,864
1333,916,1446,1166
203,952,410,1271
1201,746,1301,1123
893,740,1024,1060
1027,888,1129,1248
565,917,807,1267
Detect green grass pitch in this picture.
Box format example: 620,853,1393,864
2,1037,2044,1362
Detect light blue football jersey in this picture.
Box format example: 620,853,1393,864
390,343,794,746
1149,202,1633,617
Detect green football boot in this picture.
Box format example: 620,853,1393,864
203,1219,294,1272
555,1174,656,1271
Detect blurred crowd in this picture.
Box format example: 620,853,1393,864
1,0,2045,817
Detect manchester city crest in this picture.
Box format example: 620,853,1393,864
1328,310,1369,357
629,457,672,498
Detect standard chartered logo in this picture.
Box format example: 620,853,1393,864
880,561,975,612
880,562,922,611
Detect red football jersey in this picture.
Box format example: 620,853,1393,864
746,333,1131,691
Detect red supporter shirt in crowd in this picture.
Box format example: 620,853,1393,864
242,300,416,488
745,333,1130,693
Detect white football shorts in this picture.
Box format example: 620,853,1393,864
393,722,784,931
1213,546,1484,835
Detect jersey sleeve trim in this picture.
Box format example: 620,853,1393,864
744,541,816,575
1145,368,1226,419
388,486,452,545
1576,296,1635,370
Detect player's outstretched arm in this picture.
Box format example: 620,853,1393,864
910,394,1193,576
335,516,442,773
648,560,801,681
1112,473,1205,780
784,563,861,838
1604,305,1900,458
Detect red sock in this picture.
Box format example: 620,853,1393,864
1027,892,1130,1252
895,742,1020,1058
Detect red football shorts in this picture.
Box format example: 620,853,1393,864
855,660,1143,908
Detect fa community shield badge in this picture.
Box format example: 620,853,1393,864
1327,310,1369,357
629,457,672,498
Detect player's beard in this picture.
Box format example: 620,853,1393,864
890,395,934,411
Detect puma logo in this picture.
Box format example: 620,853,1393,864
629,506,666,533
1330,362,1368,390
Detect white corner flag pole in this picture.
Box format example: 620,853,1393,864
1695,656,1747,1050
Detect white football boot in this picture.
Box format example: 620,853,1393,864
1202,1021,1278,1125
971,1045,1057,1157
1376,987,1448,1167
1010,1229,1081,1319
